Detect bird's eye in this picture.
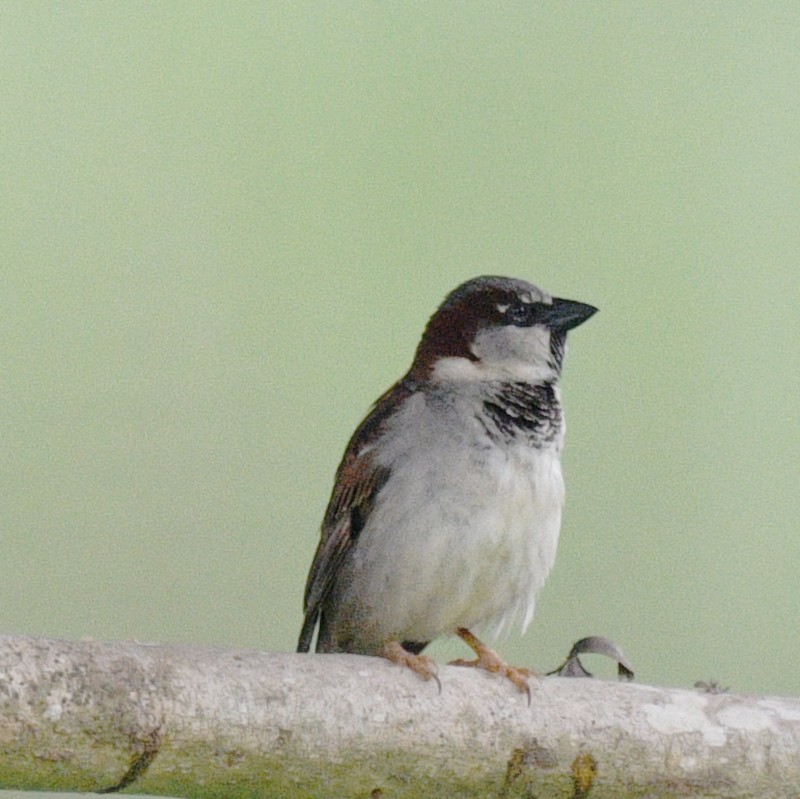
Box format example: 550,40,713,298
505,302,532,326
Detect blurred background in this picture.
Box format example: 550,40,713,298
3,3,799,747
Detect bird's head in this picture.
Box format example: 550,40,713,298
410,276,597,384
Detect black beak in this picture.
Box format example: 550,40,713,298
541,298,598,332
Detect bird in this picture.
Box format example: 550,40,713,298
297,275,597,694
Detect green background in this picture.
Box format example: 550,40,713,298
3,2,800,749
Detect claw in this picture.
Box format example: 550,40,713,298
379,640,441,693
450,628,535,704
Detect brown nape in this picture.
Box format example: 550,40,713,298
450,627,535,703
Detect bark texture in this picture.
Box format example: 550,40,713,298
1,634,799,798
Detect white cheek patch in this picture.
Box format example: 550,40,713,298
431,351,557,384
431,356,484,382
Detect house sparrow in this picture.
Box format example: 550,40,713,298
297,276,597,694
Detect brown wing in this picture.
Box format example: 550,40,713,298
296,379,414,652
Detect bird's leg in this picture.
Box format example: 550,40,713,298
379,640,441,691
450,628,534,701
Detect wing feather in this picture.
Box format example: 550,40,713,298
296,379,415,652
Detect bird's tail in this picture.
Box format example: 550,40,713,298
296,612,317,653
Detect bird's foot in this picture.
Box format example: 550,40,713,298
379,640,441,692
450,628,534,702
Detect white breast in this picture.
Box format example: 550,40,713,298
351,389,565,645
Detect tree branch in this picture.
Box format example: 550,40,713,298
1,633,798,797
